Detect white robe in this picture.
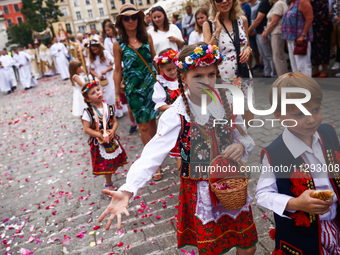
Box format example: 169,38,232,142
0,55,17,88
50,42,70,79
0,62,11,93
13,51,37,89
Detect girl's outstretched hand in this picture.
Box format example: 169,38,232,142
98,190,132,230
221,143,245,162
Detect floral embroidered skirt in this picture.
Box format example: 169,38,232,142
90,141,127,175
177,178,258,254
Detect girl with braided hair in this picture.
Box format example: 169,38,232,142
81,81,127,191
99,43,258,255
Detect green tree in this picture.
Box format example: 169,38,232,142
7,0,63,45
6,22,33,47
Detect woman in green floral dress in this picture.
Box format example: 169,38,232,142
113,4,162,179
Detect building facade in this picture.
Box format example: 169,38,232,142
0,0,24,29
0,10,9,49
57,0,159,37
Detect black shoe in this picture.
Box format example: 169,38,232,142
129,125,137,135
12,86,17,91
7,91,12,94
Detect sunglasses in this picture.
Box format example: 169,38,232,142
122,14,138,22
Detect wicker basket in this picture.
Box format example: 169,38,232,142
97,129,112,144
208,156,248,210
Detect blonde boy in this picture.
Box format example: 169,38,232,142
256,72,340,254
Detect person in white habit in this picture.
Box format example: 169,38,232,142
0,51,13,94
0,49,18,91
50,38,70,80
13,48,38,90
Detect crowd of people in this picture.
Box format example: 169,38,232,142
2,0,340,254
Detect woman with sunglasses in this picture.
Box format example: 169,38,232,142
203,0,255,129
148,6,184,55
113,4,162,178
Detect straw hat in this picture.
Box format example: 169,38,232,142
116,3,144,24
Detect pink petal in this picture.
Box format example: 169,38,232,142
20,248,33,255
62,235,70,245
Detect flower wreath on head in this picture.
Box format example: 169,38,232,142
154,49,179,64
82,80,100,94
174,44,223,71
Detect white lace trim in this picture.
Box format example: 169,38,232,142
98,140,123,160
195,181,252,225
157,75,179,90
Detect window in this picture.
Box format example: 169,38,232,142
97,0,102,3
60,0,64,2
76,11,82,20
17,17,23,23
154,0,157,2
79,25,86,34
110,0,115,9
130,0,133,4
87,9,93,18
99,8,104,16
138,0,142,5
3,6,9,14
61,7,68,16
90,24,96,30
86,0,91,5
14,4,20,12
66,23,71,32
7,19,13,27
73,0,78,6
146,0,150,4
121,0,126,5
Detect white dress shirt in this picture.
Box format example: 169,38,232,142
256,128,338,221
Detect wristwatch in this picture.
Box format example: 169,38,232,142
212,33,219,41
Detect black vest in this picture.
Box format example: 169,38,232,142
262,124,340,255
178,114,232,180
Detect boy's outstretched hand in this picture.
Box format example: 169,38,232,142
286,190,333,215
98,190,132,230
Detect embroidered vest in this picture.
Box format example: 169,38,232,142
178,114,232,180
262,124,340,255
84,104,115,145
162,85,180,105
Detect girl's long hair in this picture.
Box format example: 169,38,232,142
195,7,209,35
69,59,82,86
105,22,117,38
151,6,170,32
115,15,148,45
89,40,105,64
177,42,246,136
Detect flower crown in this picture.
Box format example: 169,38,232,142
174,44,223,71
154,49,179,65
82,80,99,94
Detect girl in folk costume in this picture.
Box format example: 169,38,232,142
69,60,87,117
88,40,124,118
152,48,182,177
98,43,258,255
81,81,127,191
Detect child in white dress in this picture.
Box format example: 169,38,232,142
152,48,181,179
69,60,87,117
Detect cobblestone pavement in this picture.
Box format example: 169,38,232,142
1,76,339,255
